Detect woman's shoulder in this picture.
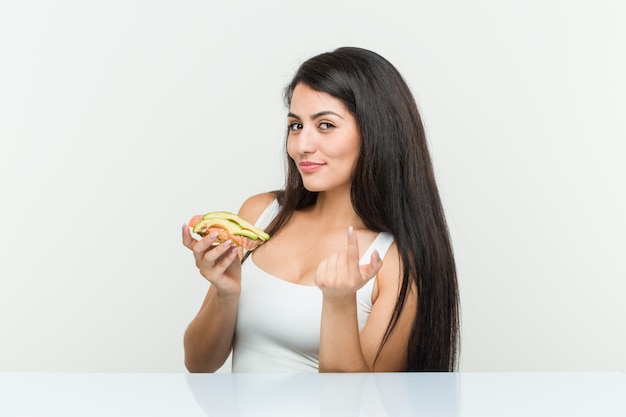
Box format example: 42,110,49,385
237,192,278,225
372,241,402,301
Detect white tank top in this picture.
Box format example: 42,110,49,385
232,200,395,372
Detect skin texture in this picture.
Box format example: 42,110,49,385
182,84,417,372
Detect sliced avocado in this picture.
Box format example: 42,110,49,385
193,217,262,240
193,217,241,235
232,229,259,240
202,211,270,241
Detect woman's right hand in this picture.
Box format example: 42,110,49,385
182,224,242,297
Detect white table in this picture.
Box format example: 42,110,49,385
0,371,624,416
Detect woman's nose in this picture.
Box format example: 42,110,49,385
294,127,316,154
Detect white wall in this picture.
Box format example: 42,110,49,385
1,0,624,372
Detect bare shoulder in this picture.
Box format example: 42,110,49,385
237,192,277,225
375,241,417,303
373,242,402,301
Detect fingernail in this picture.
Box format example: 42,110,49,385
348,226,354,237
208,232,218,239
222,239,232,247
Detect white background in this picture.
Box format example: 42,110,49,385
1,0,624,372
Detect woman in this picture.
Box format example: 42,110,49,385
182,47,460,372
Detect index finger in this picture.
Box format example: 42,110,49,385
347,226,360,271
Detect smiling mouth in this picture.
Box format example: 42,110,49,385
299,161,325,173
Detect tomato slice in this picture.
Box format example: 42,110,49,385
188,215,203,228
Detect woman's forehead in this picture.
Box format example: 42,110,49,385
289,84,349,117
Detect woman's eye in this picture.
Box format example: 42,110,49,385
288,122,302,132
319,122,335,130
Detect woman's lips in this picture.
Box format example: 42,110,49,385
299,161,325,173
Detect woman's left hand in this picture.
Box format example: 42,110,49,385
315,226,383,300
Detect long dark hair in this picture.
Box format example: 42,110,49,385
265,47,460,371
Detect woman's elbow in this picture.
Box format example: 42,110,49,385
185,357,217,373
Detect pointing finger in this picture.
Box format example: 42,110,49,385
347,226,360,270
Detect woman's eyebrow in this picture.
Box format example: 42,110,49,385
287,111,344,120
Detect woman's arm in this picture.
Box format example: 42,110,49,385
182,229,240,373
182,192,277,372
317,228,416,372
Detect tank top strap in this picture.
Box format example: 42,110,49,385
254,199,281,229
359,232,394,265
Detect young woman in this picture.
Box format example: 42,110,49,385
182,47,460,372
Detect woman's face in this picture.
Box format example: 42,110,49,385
287,83,361,194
